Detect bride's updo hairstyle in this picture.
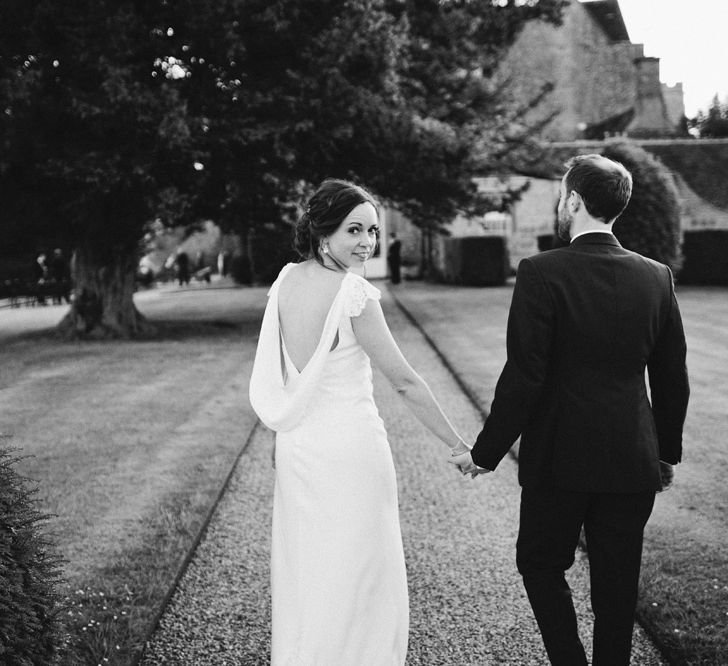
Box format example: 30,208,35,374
294,178,379,265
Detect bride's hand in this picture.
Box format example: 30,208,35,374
449,438,472,458
447,450,491,479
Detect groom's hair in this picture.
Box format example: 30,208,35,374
564,154,633,223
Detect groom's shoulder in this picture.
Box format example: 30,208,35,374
523,246,570,269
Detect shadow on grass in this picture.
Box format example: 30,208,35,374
5,318,262,346
144,319,249,341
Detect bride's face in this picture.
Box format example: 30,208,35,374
325,203,379,269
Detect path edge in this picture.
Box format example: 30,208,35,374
133,419,262,666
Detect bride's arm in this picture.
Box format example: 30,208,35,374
351,299,470,454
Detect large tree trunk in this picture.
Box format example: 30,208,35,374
57,247,154,339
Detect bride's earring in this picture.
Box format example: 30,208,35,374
322,240,329,254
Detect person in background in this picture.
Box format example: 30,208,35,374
387,232,402,284
33,252,48,305
50,248,71,304
176,250,190,286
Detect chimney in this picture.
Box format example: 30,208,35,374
627,56,676,137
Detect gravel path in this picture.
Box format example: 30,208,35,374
141,286,666,665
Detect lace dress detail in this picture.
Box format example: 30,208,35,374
343,273,381,317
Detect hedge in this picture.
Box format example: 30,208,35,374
441,236,509,286
603,141,682,272
0,447,66,664
678,230,728,285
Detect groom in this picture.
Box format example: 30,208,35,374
452,154,689,665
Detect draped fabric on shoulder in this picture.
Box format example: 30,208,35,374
252,263,408,665
249,265,380,432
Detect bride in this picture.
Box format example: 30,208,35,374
249,178,470,665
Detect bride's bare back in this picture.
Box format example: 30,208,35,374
276,259,465,453
277,261,346,373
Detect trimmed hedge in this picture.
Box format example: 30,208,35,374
678,230,728,285
0,447,66,664
442,236,509,286
537,233,569,252
603,140,683,272
537,234,554,252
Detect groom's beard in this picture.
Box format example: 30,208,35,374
557,207,573,242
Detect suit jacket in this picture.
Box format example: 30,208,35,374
470,233,689,493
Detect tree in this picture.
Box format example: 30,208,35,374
1,0,567,336
171,0,567,275
692,94,728,138
602,140,682,272
1,1,196,337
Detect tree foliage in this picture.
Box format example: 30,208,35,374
603,140,682,272
165,0,566,231
691,94,728,138
1,0,196,336
1,0,567,335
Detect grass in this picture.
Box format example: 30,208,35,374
0,285,266,665
638,286,728,665
391,281,728,666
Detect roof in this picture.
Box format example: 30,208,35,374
515,139,728,212
582,0,630,42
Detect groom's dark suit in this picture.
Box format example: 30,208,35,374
471,232,689,665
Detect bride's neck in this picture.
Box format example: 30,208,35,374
314,256,347,273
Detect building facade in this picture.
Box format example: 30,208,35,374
499,0,681,141
385,0,727,278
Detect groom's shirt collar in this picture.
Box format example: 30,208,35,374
570,229,614,244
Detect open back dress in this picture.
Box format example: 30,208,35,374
249,263,408,666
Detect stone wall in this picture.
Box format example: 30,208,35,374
500,1,674,141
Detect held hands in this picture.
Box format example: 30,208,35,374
448,439,491,479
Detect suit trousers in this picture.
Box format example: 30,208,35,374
516,486,655,666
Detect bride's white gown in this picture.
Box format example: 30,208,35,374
249,263,408,666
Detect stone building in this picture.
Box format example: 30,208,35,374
381,0,728,278
499,0,681,141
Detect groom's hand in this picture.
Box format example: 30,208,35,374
447,451,491,479
658,461,674,492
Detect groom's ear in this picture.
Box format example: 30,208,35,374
569,190,582,212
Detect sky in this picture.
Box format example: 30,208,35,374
616,0,726,117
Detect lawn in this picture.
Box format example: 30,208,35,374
391,282,728,666
0,285,267,665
